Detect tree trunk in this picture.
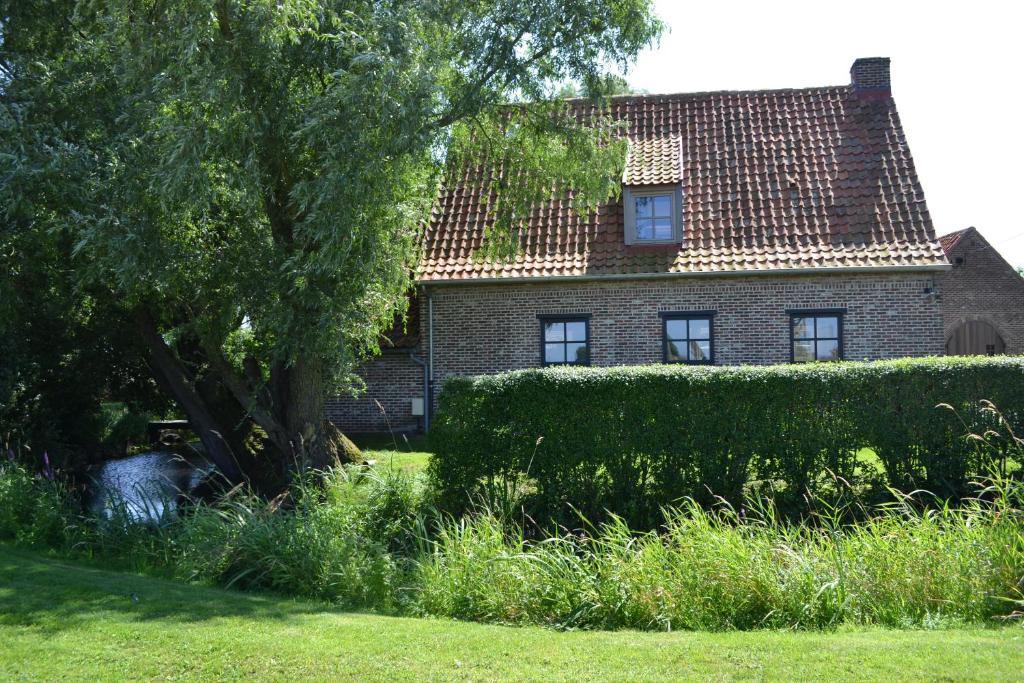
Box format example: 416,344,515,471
134,309,245,484
276,356,361,471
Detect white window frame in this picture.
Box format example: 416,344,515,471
623,184,684,245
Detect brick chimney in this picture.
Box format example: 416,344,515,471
850,57,891,98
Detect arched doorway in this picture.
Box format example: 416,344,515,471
946,320,1006,356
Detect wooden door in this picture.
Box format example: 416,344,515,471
946,320,1006,356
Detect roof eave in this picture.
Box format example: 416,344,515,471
416,263,952,287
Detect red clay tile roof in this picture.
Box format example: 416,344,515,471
623,135,683,185
938,227,973,254
420,84,949,281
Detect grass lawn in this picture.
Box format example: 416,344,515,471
352,432,432,474
1,549,1021,682
345,439,951,490
350,435,889,486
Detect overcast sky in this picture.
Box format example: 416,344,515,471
618,0,1024,268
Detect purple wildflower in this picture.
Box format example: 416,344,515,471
42,451,53,480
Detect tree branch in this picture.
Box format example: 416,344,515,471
198,336,291,453
133,308,244,482
215,0,234,40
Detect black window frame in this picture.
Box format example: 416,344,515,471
659,310,716,365
538,314,591,367
787,308,845,363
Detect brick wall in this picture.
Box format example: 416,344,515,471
937,231,1024,354
850,57,891,92
325,352,424,434
428,272,942,377
327,272,944,433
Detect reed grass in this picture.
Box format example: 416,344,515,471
2,424,1022,632
414,479,1023,630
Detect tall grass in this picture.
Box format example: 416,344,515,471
415,483,1023,630
0,463,76,547
1,420,1022,632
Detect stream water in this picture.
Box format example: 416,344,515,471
88,450,214,521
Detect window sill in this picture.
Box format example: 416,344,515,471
624,241,684,251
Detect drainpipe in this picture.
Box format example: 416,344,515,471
408,351,429,433
407,287,434,433
428,288,435,428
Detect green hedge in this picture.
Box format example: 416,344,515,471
429,357,1024,526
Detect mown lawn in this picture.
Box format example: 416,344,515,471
353,434,889,482
1,549,1021,682
351,432,899,486
352,433,432,474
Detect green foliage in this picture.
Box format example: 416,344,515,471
0,3,169,462
0,1,662,467
0,464,77,547
110,467,426,610
556,74,638,98
416,485,1024,630
1,457,1023,631
429,356,1024,526
98,402,159,454
0,209,167,465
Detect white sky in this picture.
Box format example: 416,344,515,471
618,0,1024,268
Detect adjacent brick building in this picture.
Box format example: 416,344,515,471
327,57,955,434
938,227,1024,355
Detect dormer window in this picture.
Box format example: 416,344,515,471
623,185,683,245
636,194,672,239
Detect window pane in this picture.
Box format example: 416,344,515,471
635,196,654,217
636,218,655,240
652,218,673,239
793,340,815,362
816,316,839,338
667,341,686,362
688,318,710,340
816,339,839,361
566,342,588,364
652,194,672,217
690,340,711,361
792,317,812,339
544,322,564,342
665,319,687,340
544,343,565,364
565,321,586,341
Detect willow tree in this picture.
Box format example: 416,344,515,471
1,0,661,489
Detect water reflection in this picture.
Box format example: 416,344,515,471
89,450,213,521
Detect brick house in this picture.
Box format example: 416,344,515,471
938,227,1024,355
326,57,953,434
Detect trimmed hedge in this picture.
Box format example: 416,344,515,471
429,357,1024,526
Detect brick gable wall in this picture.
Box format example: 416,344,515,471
937,233,1024,354
325,352,424,434
327,272,944,434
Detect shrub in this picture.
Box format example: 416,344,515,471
429,356,1024,527
0,463,77,547
166,468,427,609
98,401,154,453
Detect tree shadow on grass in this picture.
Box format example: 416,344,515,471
0,549,372,635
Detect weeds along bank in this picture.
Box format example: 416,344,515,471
2,462,1023,631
